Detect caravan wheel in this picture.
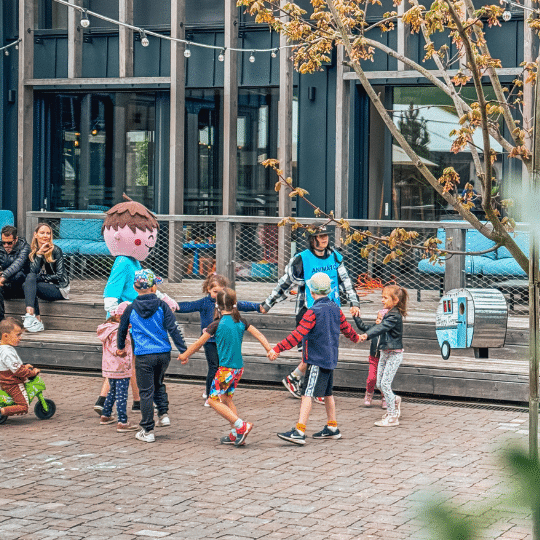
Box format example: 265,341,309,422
441,341,451,360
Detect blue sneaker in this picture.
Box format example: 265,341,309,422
312,426,342,440
277,427,306,445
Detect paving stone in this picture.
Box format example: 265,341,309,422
0,372,534,539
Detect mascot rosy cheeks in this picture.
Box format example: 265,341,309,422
102,195,177,314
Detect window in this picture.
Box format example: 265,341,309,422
391,86,510,221
37,92,158,212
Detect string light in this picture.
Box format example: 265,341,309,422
502,10,512,21
80,9,90,28
50,0,293,58
271,49,278,58
0,39,21,55
249,51,256,63
218,49,225,62
140,30,149,47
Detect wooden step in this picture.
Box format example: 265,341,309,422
16,329,530,403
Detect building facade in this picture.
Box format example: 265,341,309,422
0,0,534,233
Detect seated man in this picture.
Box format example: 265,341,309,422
0,226,30,322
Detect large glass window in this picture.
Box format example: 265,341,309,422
184,89,223,215
39,92,158,211
391,86,510,221
237,88,279,216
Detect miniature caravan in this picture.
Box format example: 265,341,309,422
435,288,508,360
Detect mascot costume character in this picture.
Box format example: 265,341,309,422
94,195,179,415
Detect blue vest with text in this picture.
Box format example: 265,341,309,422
299,249,342,308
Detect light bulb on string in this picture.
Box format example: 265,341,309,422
140,30,149,47
80,9,90,28
502,10,512,21
14,44,18,50
184,44,191,58
4,50,9,56
218,49,225,62
271,49,278,58
249,51,255,63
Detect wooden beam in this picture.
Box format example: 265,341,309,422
67,0,83,78
343,67,522,80
26,77,170,86
334,45,350,226
217,0,239,286
119,0,134,78
168,0,186,282
18,0,34,235
277,0,293,275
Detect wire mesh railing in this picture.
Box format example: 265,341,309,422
26,212,532,316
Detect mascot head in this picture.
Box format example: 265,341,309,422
102,194,159,261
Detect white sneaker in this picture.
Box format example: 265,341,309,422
156,414,170,427
23,314,44,332
202,392,208,399
135,428,155,442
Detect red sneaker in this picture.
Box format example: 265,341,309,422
234,422,253,446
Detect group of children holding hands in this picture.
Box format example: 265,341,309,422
0,267,409,447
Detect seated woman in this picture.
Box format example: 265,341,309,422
22,223,69,332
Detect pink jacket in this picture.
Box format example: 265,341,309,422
97,321,133,379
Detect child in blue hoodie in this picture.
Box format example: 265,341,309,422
117,269,187,443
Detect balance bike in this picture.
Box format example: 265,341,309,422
0,375,56,424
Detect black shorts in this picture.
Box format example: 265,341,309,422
302,364,334,398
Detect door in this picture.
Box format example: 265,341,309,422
456,296,467,348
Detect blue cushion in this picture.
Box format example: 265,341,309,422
79,241,111,256
465,229,497,260
418,256,488,275
497,232,529,259
481,258,527,277
418,258,445,275
0,210,14,230
59,218,104,242
54,239,87,254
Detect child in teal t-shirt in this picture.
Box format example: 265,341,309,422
179,288,271,447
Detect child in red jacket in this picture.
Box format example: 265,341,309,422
0,317,40,417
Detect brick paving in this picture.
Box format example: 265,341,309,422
0,372,533,539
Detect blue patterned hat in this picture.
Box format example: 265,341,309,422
134,269,163,289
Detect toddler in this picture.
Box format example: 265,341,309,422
0,317,40,417
97,302,139,432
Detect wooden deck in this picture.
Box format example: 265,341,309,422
5,278,532,403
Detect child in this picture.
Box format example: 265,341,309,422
358,285,408,427
178,287,272,447
268,273,360,445
176,273,261,406
97,302,139,433
116,269,187,443
0,317,40,417
354,309,388,408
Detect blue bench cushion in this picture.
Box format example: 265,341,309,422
0,210,14,230
79,241,111,256
481,258,527,277
55,239,87,254
59,218,104,242
497,232,529,259
418,256,489,275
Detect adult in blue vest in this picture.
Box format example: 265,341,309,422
260,224,360,398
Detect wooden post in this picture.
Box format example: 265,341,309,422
444,225,466,292
167,0,186,283
277,0,293,275
119,0,134,78
334,44,350,249
17,0,34,234
67,0,83,78
217,0,238,286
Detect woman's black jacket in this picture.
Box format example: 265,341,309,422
28,246,69,289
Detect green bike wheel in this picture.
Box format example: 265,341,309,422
34,399,56,420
